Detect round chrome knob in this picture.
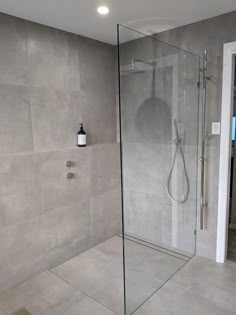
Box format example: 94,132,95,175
67,172,74,179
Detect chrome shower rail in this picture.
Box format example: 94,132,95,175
197,50,211,230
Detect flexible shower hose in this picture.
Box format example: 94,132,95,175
166,120,190,204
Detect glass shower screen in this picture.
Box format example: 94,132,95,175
118,25,200,314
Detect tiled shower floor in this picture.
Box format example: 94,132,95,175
0,236,236,315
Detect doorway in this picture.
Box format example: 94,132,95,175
227,59,236,261
217,42,236,263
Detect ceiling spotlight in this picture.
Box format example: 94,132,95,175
97,6,109,15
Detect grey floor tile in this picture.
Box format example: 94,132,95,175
63,296,116,315
92,276,124,315
133,281,235,315
92,274,163,315
91,235,123,262
170,255,236,313
51,238,123,296
134,250,185,282
124,238,155,266
0,271,85,315
92,237,184,315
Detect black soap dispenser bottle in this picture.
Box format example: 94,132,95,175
77,123,86,147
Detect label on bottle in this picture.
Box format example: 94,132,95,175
78,134,86,146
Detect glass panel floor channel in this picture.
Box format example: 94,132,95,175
122,235,188,314
0,235,189,315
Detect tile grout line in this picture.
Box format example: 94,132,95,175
129,255,195,315
49,269,119,315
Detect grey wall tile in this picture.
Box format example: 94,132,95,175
27,21,80,91
0,154,42,228
123,190,163,244
30,87,88,151
0,217,47,293
122,142,163,196
91,143,120,196
91,189,122,246
40,148,90,212
45,201,91,268
153,12,236,260
31,87,116,150
0,85,33,154
86,90,117,145
77,35,115,97
0,12,118,293
0,13,28,85
219,11,236,44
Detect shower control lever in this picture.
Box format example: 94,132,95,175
67,172,74,179
66,161,73,167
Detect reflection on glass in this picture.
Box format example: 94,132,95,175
118,25,200,314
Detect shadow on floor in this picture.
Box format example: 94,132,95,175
11,309,32,315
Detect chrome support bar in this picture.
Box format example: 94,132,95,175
199,50,211,230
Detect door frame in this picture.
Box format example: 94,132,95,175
216,42,236,263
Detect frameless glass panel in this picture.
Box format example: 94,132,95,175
118,25,200,314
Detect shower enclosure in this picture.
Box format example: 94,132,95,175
118,25,201,314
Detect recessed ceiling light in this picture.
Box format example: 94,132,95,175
97,6,109,15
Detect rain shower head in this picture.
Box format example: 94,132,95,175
121,69,146,75
121,58,156,76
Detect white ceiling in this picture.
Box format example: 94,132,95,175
0,0,236,44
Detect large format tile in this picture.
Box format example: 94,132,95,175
31,86,116,149
86,89,117,145
133,281,235,315
0,13,28,85
170,256,236,313
30,87,88,151
45,201,91,268
40,148,90,212
91,189,122,245
0,217,47,293
0,85,33,154
64,296,116,315
0,271,85,315
127,250,185,283
52,245,123,296
77,35,115,97
92,276,124,315
93,273,163,315
91,143,120,196
91,235,123,263
27,21,79,91
123,190,163,244
122,142,163,196
0,154,42,227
